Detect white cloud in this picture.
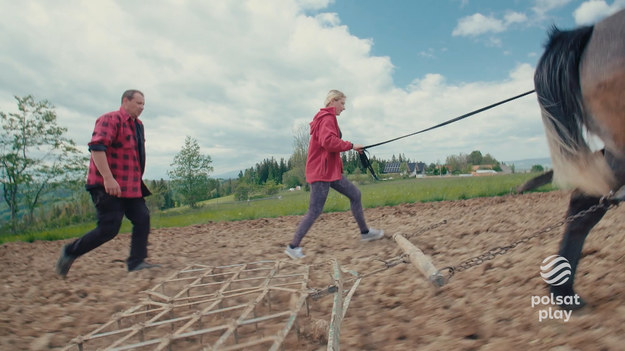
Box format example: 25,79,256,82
532,0,572,18
314,12,342,26
0,1,547,179
504,11,529,24
452,13,506,37
295,0,333,11
573,0,625,25
452,10,528,39
418,48,437,59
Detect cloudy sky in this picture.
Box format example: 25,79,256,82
1,0,623,179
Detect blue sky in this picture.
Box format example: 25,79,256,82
1,0,624,179
323,0,611,87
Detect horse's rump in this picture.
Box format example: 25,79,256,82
534,23,616,195
580,10,625,161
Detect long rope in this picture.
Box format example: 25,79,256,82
359,89,535,180
364,90,535,149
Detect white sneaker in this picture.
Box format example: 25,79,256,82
285,245,305,259
361,228,384,242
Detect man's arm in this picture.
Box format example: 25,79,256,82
91,151,121,197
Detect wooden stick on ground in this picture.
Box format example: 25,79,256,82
393,233,446,287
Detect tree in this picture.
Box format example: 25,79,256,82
446,153,468,174
233,182,253,201
144,179,174,211
168,136,214,208
468,150,483,165
283,123,308,187
482,153,497,165
399,161,409,177
0,95,87,231
531,164,545,173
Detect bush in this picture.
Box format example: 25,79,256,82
264,182,281,196
234,183,252,201
531,164,545,173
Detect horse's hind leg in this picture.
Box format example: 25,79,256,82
552,190,608,310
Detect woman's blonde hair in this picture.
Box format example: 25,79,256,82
324,89,346,107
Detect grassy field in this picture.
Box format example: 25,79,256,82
1,173,554,244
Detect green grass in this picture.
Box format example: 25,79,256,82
1,173,555,244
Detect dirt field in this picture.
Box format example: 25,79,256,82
2,190,625,350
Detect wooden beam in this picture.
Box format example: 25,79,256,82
327,259,344,351
393,233,446,287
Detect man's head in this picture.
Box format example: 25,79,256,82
121,89,145,119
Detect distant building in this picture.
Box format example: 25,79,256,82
472,169,498,176
383,162,426,177
471,164,499,176
471,164,494,171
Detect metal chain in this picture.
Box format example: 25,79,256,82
402,219,448,239
309,254,409,300
440,195,619,280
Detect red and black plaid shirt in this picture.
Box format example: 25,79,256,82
86,108,146,198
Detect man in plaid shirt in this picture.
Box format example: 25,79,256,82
56,90,160,277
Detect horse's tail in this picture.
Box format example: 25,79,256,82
534,25,615,195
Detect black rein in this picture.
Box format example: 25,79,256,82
358,90,535,180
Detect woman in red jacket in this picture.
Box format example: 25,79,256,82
285,90,384,259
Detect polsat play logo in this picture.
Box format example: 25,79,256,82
539,255,571,286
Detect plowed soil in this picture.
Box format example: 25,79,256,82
3,190,625,350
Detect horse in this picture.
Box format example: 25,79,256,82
534,8,625,310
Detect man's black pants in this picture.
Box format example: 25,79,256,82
65,188,150,270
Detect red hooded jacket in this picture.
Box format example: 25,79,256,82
305,107,353,183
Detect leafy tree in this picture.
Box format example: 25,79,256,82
371,160,382,176
0,95,87,231
482,153,497,165
207,178,222,198
168,136,213,208
468,150,483,165
283,123,308,187
282,172,301,189
263,180,281,195
531,164,545,173
234,182,253,201
240,166,259,185
399,161,409,177
426,163,437,175
446,153,468,173
221,178,235,196
342,151,360,174
145,179,174,211
250,157,288,185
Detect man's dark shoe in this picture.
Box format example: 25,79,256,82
56,244,77,278
128,261,161,272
